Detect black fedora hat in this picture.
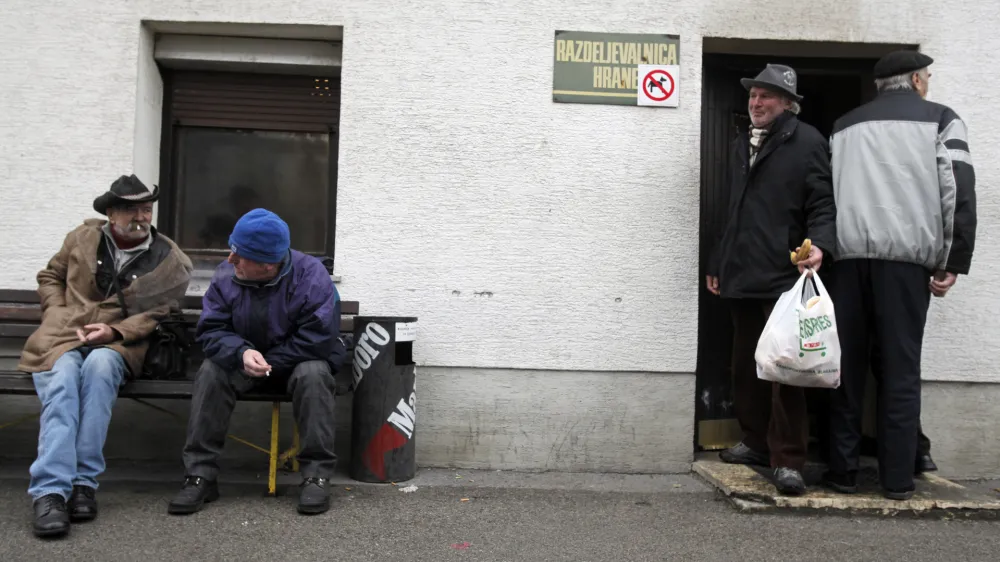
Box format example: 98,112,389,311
93,174,160,215
740,63,803,102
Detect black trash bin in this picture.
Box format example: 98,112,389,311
349,315,418,483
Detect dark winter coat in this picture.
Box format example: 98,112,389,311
196,250,347,375
707,112,837,299
18,220,193,376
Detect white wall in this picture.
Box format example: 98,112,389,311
0,0,997,384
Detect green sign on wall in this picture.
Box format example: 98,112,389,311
552,30,681,106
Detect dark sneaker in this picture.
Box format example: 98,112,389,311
821,470,858,494
297,477,330,515
774,468,806,496
719,441,769,466
883,486,915,501
68,485,98,522
33,493,70,538
915,454,938,474
167,476,219,515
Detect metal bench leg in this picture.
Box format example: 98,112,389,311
268,402,280,497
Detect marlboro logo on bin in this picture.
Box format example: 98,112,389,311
353,322,391,388
361,392,416,480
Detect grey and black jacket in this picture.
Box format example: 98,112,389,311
829,89,977,274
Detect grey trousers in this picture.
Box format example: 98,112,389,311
181,359,337,480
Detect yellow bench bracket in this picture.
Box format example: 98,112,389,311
268,402,280,496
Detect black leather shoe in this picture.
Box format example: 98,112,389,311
774,468,806,496
915,454,938,474
298,477,330,515
719,442,769,466
68,485,97,522
167,476,219,515
883,486,915,501
33,493,70,538
822,470,858,494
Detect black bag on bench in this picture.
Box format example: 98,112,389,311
140,315,193,380
111,273,193,380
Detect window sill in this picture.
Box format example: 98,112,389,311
183,255,340,296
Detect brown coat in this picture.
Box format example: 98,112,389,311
18,219,193,375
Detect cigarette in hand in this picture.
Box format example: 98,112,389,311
265,370,271,377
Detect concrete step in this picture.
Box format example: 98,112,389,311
693,458,1000,519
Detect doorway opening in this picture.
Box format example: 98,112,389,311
695,39,917,456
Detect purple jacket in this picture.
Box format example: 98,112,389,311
196,250,346,374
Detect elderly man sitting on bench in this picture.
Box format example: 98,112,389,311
21,175,192,538
168,208,346,516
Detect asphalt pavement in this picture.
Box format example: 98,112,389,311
0,468,997,561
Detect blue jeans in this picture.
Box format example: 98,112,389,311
28,348,126,500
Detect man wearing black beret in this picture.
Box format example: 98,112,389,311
825,50,977,500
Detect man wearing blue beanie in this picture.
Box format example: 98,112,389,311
168,208,346,516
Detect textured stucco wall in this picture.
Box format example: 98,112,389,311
413,368,694,473
0,0,997,384
921,381,1000,480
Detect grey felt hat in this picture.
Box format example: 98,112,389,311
740,64,803,102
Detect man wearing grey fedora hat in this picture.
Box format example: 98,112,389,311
706,63,836,496
824,50,978,500
18,174,192,537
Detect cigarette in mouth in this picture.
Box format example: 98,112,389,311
131,223,143,231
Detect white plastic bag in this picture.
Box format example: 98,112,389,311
754,270,841,389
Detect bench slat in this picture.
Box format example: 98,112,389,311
0,305,41,322
0,373,36,395
0,318,355,338
0,290,39,304
0,292,359,315
0,324,36,338
0,302,359,320
0,290,205,309
0,369,352,400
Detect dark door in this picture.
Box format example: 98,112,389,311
695,54,877,451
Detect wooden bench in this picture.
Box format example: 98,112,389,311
0,289,358,495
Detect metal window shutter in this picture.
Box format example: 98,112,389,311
167,70,341,133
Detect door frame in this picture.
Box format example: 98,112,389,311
694,39,917,452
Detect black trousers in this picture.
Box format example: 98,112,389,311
870,340,933,459
182,359,338,480
827,259,931,490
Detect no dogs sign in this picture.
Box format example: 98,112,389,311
637,64,680,107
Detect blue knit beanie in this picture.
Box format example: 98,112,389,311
228,209,290,264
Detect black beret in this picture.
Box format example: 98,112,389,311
873,50,934,79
